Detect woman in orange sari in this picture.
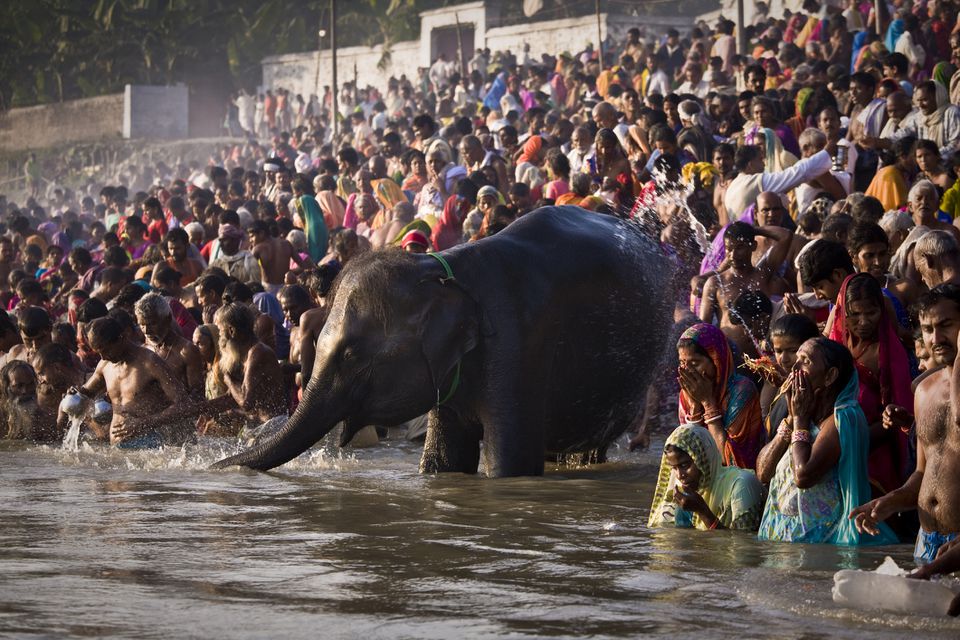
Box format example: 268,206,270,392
676,323,766,470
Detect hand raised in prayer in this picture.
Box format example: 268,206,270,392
787,369,817,421
678,365,715,408
782,293,805,316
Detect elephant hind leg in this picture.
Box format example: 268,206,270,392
419,406,481,474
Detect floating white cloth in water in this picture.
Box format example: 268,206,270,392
832,556,960,617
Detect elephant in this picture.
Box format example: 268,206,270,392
212,206,675,477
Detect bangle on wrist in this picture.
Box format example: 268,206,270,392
776,418,792,441
791,428,811,444
708,517,719,530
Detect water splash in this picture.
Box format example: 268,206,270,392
61,416,83,452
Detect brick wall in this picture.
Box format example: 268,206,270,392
0,94,124,152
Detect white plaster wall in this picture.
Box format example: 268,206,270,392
419,1,486,67
262,40,421,98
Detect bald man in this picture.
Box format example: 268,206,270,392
592,101,631,149
459,134,509,195
753,192,807,286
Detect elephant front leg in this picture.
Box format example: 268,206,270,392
419,406,481,474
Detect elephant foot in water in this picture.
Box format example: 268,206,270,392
419,406,481,473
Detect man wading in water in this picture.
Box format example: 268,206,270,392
134,292,204,397
76,317,193,447
201,303,286,433
851,284,960,561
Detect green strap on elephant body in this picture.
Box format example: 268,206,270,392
428,252,461,405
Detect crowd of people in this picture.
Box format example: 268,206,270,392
6,0,960,591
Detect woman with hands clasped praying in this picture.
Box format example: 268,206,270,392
676,323,765,470
756,337,898,545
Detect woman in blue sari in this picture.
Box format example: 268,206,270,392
757,337,898,545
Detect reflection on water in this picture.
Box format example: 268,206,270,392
0,437,957,639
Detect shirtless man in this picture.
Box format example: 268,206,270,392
0,359,55,441
459,135,509,196
909,180,960,243
370,202,415,250
753,192,807,287
7,306,52,369
74,317,192,446
248,220,309,295
850,285,960,564
700,221,793,355
206,303,286,425
0,311,22,368
35,343,92,438
279,284,325,391
134,292,204,396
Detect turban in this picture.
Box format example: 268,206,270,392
263,162,281,172
218,223,244,241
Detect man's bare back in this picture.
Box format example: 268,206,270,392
220,342,286,422
290,307,327,388
253,237,301,285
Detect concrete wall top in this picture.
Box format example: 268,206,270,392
0,93,124,152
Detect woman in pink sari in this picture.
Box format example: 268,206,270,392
828,273,913,497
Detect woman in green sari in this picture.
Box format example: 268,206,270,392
648,424,765,531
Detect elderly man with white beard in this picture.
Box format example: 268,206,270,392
0,359,56,441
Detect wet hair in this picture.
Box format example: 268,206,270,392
107,307,140,336
821,213,852,244
846,222,889,254
36,342,73,369
915,283,960,318
647,123,677,146
279,284,311,307
18,306,51,336
98,266,128,286
770,313,820,342
248,219,270,236
153,265,181,288
806,336,855,398
726,221,756,243
103,245,130,268
76,298,108,324
305,263,341,298
87,317,123,345
113,284,148,309
165,228,189,246
675,337,710,359
215,302,256,339
843,272,883,308
799,240,854,286
68,247,92,270
734,145,761,172
51,322,77,352
0,311,17,338
848,194,884,225
195,273,227,297
850,71,878,89
16,278,46,302
134,291,172,320
223,281,253,304
546,147,570,179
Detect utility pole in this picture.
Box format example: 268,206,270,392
736,0,746,55
875,0,883,35
595,0,604,70
455,12,466,77
331,0,338,140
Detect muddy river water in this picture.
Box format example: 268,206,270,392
1,436,958,639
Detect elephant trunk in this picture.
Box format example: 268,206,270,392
210,386,341,471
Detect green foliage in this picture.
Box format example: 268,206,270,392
0,0,450,109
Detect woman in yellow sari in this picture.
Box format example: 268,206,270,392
865,136,917,212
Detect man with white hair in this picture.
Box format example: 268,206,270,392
909,180,960,242
914,230,960,289
134,292,204,395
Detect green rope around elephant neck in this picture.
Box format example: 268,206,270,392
428,251,461,405
428,251,455,284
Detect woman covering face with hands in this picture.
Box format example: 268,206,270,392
676,323,765,470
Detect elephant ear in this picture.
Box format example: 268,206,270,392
417,284,480,394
